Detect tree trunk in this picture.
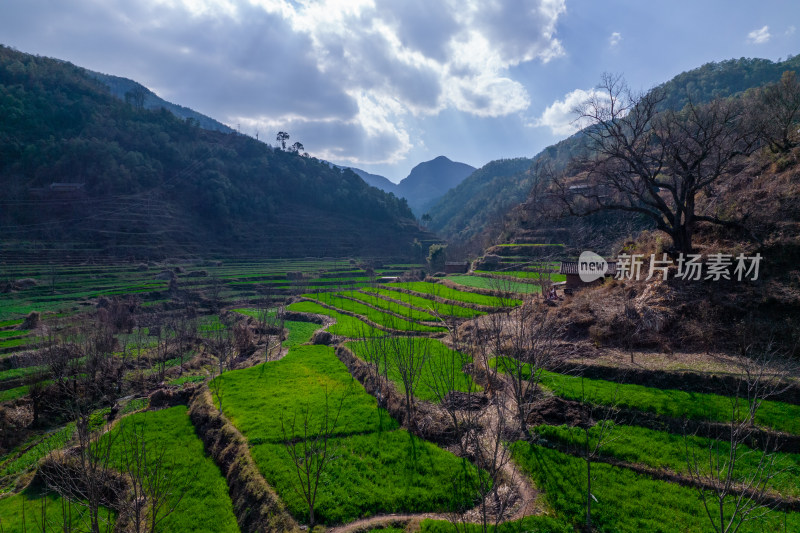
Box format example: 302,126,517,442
672,224,693,256
586,456,592,532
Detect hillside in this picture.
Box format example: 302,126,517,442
397,155,475,216
0,45,431,260
349,167,399,195
429,54,800,251
426,157,534,245
86,70,235,134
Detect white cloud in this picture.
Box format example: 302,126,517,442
609,31,621,47
0,0,567,165
747,25,771,44
787,25,796,36
531,88,609,136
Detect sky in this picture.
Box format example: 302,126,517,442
1,0,799,183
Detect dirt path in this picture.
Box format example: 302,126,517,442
327,512,443,533
482,380,546,521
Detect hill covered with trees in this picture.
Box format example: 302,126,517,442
0,45,430,260
428,54,800,252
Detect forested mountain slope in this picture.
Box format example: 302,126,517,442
0,45,430,260
429,54,800,251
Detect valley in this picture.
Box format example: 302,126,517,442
2,14,800,533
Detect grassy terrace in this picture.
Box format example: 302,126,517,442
494,358,800,435
232,309,321,348
474,270,567,282
387,282,521,307
362,287,485,318
0,486,94,531
533,423,800,499
0,259,375,322
286,300,384,337
102,406,239,533
335,290,440,322
446,275,542,294
303,292,446,333
511,442,800,532
348,338,481,403
214,326,479,524
0,424,75,492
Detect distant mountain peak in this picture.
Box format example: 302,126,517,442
397,156,476,216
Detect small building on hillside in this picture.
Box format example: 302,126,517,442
559,261,617,290
444,261,470,274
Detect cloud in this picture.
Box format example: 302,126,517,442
0,0,567,166
531,88,608,136
787,26,796,36
609,31,622,47
747,25,771,44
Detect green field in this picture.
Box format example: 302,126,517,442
337,290,441,322
446,275,542,294
105,406,239,533
0,486,97,532
214,341,480,524
362,287,485,318
474,270,567,283
533,422,800,498
387,282,520,307
511,441,799,532
0,424,75,487
286,300,384,337
348,338,481,403
494,358,800,435
0,259,376,323
304,292,446,333
420,516,572,533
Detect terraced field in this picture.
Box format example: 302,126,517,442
490,356,800,532
348,337,481,403
302,292,447,333
386,282,520,307
5,255,796,533
214,335,480,525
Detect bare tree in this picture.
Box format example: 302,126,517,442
281,384,350,526
208,275,223,313
448,398,516,533
212,324,235,375
555,73,759,254
41,399,119,533
169,313,197,376
753,70,800,153
385,332,431,428
118,416,187,533
493,302,559,439
209,369,225,414
574,379,622,533
685,339,796,533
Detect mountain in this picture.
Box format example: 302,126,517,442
349,167,399,195
350,156,475,217
428,54,800,250
86,70,235,134
0,45,431,260
426,157,534,244
395,156,475,216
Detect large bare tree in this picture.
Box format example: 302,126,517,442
555,73,759,254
